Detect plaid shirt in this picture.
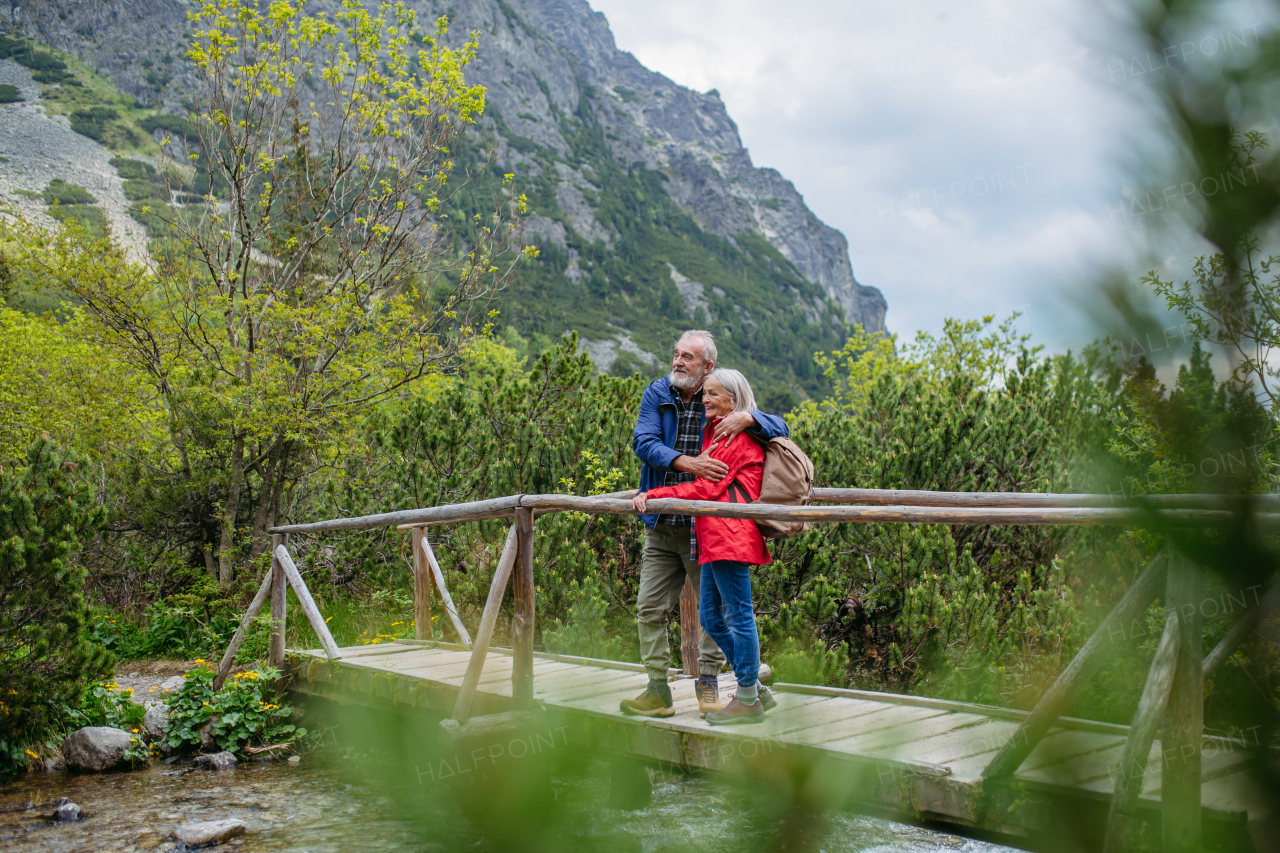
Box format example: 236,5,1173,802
657,388,703,529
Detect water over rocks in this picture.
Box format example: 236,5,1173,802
62,727,132,772
191,752,238,772
171,818,246,847
49,798,83,822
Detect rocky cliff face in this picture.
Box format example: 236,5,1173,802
434,0,886,332
8,0,886,390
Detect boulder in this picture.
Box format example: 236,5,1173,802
43,756,64,772
192,751,237,771
144,703,169,739
171,819,246,847
158,675,185,693
198,721,216,751
62,726,133,772
51,797,84,822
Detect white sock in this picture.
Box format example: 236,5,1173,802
737,683,758,704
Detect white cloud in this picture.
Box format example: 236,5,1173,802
587,0,1162,348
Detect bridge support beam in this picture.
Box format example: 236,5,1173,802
1103,610,1180,853
512,507,536,709
269,533,287,668
1162,542,1203,853
412,526,432,641
982,550,1168,781
679,578,701,676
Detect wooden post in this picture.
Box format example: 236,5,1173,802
452,523,520,723
679,577,700,676
268,533,287,668
411,526,432,641
1162,541,1203,853
983,550,1169,780
1102,610,1180,853
215,566,274,690
511,507,536,709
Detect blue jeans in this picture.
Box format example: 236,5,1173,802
699,560,759,689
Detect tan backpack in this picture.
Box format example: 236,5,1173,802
753,436,815,539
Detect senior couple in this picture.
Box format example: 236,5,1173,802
620,330,786,726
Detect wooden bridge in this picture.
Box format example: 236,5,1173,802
213,488,1278,853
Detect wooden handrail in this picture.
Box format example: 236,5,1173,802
268,495,522,534
268,490,1280,534
518,495,1270,527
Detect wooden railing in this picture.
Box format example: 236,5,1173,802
216,487,1280,853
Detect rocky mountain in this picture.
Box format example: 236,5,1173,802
4,0,886,399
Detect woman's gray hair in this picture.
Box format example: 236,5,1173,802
677,330,717,365
708,368,756,414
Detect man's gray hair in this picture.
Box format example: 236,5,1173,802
709,368,756,414
677,330,717,365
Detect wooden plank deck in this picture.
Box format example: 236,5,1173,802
287,642,1268,850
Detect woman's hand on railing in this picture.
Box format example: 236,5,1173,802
631,492,648,514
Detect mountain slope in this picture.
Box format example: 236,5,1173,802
7,0,886,400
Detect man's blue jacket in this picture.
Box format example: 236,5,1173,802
631,375,790,528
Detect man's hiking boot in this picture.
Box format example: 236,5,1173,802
705,695,765,726
759,685,777,712
620,680,674,717
695,676,722,718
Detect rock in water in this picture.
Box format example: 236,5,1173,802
171,819,246,847
63,726,133,772
51,797,84,822
192,751,237,771
144,703,169,739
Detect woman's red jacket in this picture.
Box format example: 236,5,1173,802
642,419,771,566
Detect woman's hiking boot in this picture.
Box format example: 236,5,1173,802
705,695,765,725
695,676,722,718
620,680,674,717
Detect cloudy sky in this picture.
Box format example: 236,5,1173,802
587,0,1268,349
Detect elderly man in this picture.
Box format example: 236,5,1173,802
620,330,789,718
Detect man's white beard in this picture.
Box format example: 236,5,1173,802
669,367,705,390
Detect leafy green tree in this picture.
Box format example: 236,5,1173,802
0,440,111,760
16,0,530,587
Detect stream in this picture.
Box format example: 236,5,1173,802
0,752,1019,853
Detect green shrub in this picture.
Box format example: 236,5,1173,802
164,663,304,754
0,84,22,103
0,35,25,59
109,157,158,181
0,440,111,758
542,573,624,660
48,204,107,241
43,179,95,205
127,202,176,239
87,609,145,657
69,107,118,141
123,178,167,201
13,50,66,74
140,113,194,139
75,681,146,730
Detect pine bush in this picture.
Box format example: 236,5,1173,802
0,440,111,757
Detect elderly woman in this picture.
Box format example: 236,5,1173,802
632,368,774,724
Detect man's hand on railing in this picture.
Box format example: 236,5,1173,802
631,492,647,514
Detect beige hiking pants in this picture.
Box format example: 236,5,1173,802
636,522,726,681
